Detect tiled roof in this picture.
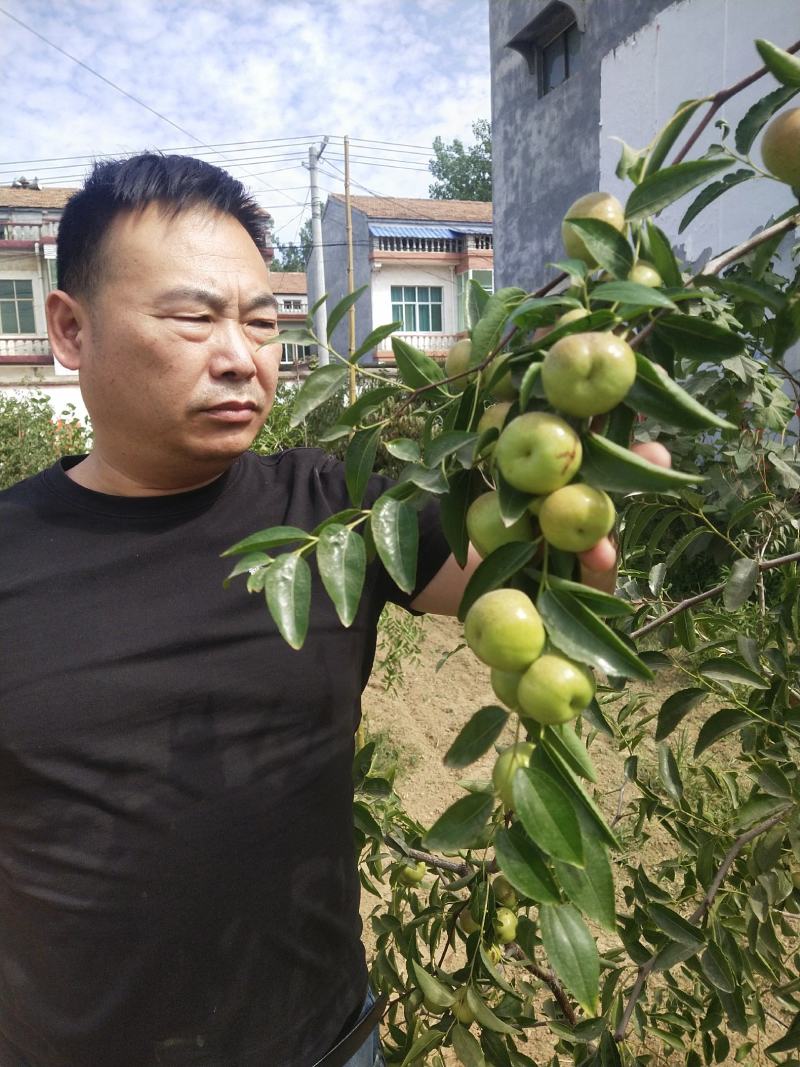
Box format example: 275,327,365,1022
269,271,307,294
328,194,491,223
0,186,77,209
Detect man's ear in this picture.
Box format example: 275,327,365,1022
46,290,89,372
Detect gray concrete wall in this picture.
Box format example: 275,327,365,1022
319,198,374,360
490,0,674,288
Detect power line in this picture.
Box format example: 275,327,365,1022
0,6,301,207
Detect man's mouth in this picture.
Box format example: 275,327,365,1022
205,401,259,412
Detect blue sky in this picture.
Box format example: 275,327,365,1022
0,0,491,247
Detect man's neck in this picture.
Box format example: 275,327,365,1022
65,452,230,496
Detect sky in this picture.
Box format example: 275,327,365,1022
0,0,491,249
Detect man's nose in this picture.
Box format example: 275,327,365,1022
210,321,258,378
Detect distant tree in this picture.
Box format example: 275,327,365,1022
428,119,492,201
271,218,313,272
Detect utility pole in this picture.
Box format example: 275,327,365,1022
344,135,357,403
308,138,329,365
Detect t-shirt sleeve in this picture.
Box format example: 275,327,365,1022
363,470,453,614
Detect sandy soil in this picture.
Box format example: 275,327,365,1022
357,613,788,1066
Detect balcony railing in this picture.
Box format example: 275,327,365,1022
378,331,461,355
0,336,51,357
0,221,59,241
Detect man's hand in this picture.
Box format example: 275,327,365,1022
410,440,673,615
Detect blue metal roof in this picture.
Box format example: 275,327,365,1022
369,223,457,239
447,223,494,234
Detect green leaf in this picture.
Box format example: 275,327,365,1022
315,524,366,627
654,313,744,358
465,987,520,1035
649,903,703,948
625,156,733,221
694,708,751,757
697,658,768,689
766,1012,800,1054
554,834,616,933
452,1024,487,1067
736,84,799,153
468,277,491,328
444,705,509,768
400,1028,445,1067
350,321,401,363
655,688,707,741
537,587,653,681
225,551,270,581
222,525,312,557
335,385,396,427
513,767,584,867
458,542,537,622
275,327,318,347
471,287,527,362
590,280,677,310
264,553,311,650
411,961,455,1008
723,558,758,610
397,463,449,495
657,742,683,803
642,98,708,177
495,468,533,525
370,495,419,594
519,361,543,410
732,795,790,831
536,744,619,851
511,293,583,330
440,469,473,567
774,292,800,361
326,285,368,344
425,430,478,468
391,336,445,392
581,432,703,493
755,38,800,88
539,903,599,1015
698,273,785,313
651,939,701,972
645,222,683,288
563,218,634,278
385,437,420,462
345,425,381,507
664,527,708,569
540,574,635,617
626,353,736,431
544,723,597,783
494,825,561,904
290,364,349,427
424,792,494,850
700,942,736,993
678,169,754,233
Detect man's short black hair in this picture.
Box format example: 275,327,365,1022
57,153,270,297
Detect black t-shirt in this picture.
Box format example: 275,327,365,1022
0,449,450,1067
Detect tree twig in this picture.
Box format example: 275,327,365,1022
507,945,577,1026
385,836,471,875
702,214,800,275
631,548,800,638
614,808,791,1042
671,40,800,166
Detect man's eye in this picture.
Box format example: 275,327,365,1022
249,319,278,331
175,315,209,323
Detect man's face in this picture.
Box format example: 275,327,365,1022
75,203,281,484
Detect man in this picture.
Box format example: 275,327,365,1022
0,153,654,1067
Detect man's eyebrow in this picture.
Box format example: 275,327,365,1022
156,288,278,316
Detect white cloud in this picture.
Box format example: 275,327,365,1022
1,0,491,242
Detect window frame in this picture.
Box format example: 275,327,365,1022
0,277,37,335
390,284,444,334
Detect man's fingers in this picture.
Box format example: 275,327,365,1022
630,440,672,468
578,537,617,575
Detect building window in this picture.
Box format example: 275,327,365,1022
391,285,443,332
541,22,580,95
456,270,495,332
281,342,309,367
0,279,35,334
507,2,582,98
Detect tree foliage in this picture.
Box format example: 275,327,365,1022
271,217,313,272
428,119,492,202
229,37,800,1067
0,393,90,490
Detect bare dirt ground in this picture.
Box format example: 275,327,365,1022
358,613,786,1066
